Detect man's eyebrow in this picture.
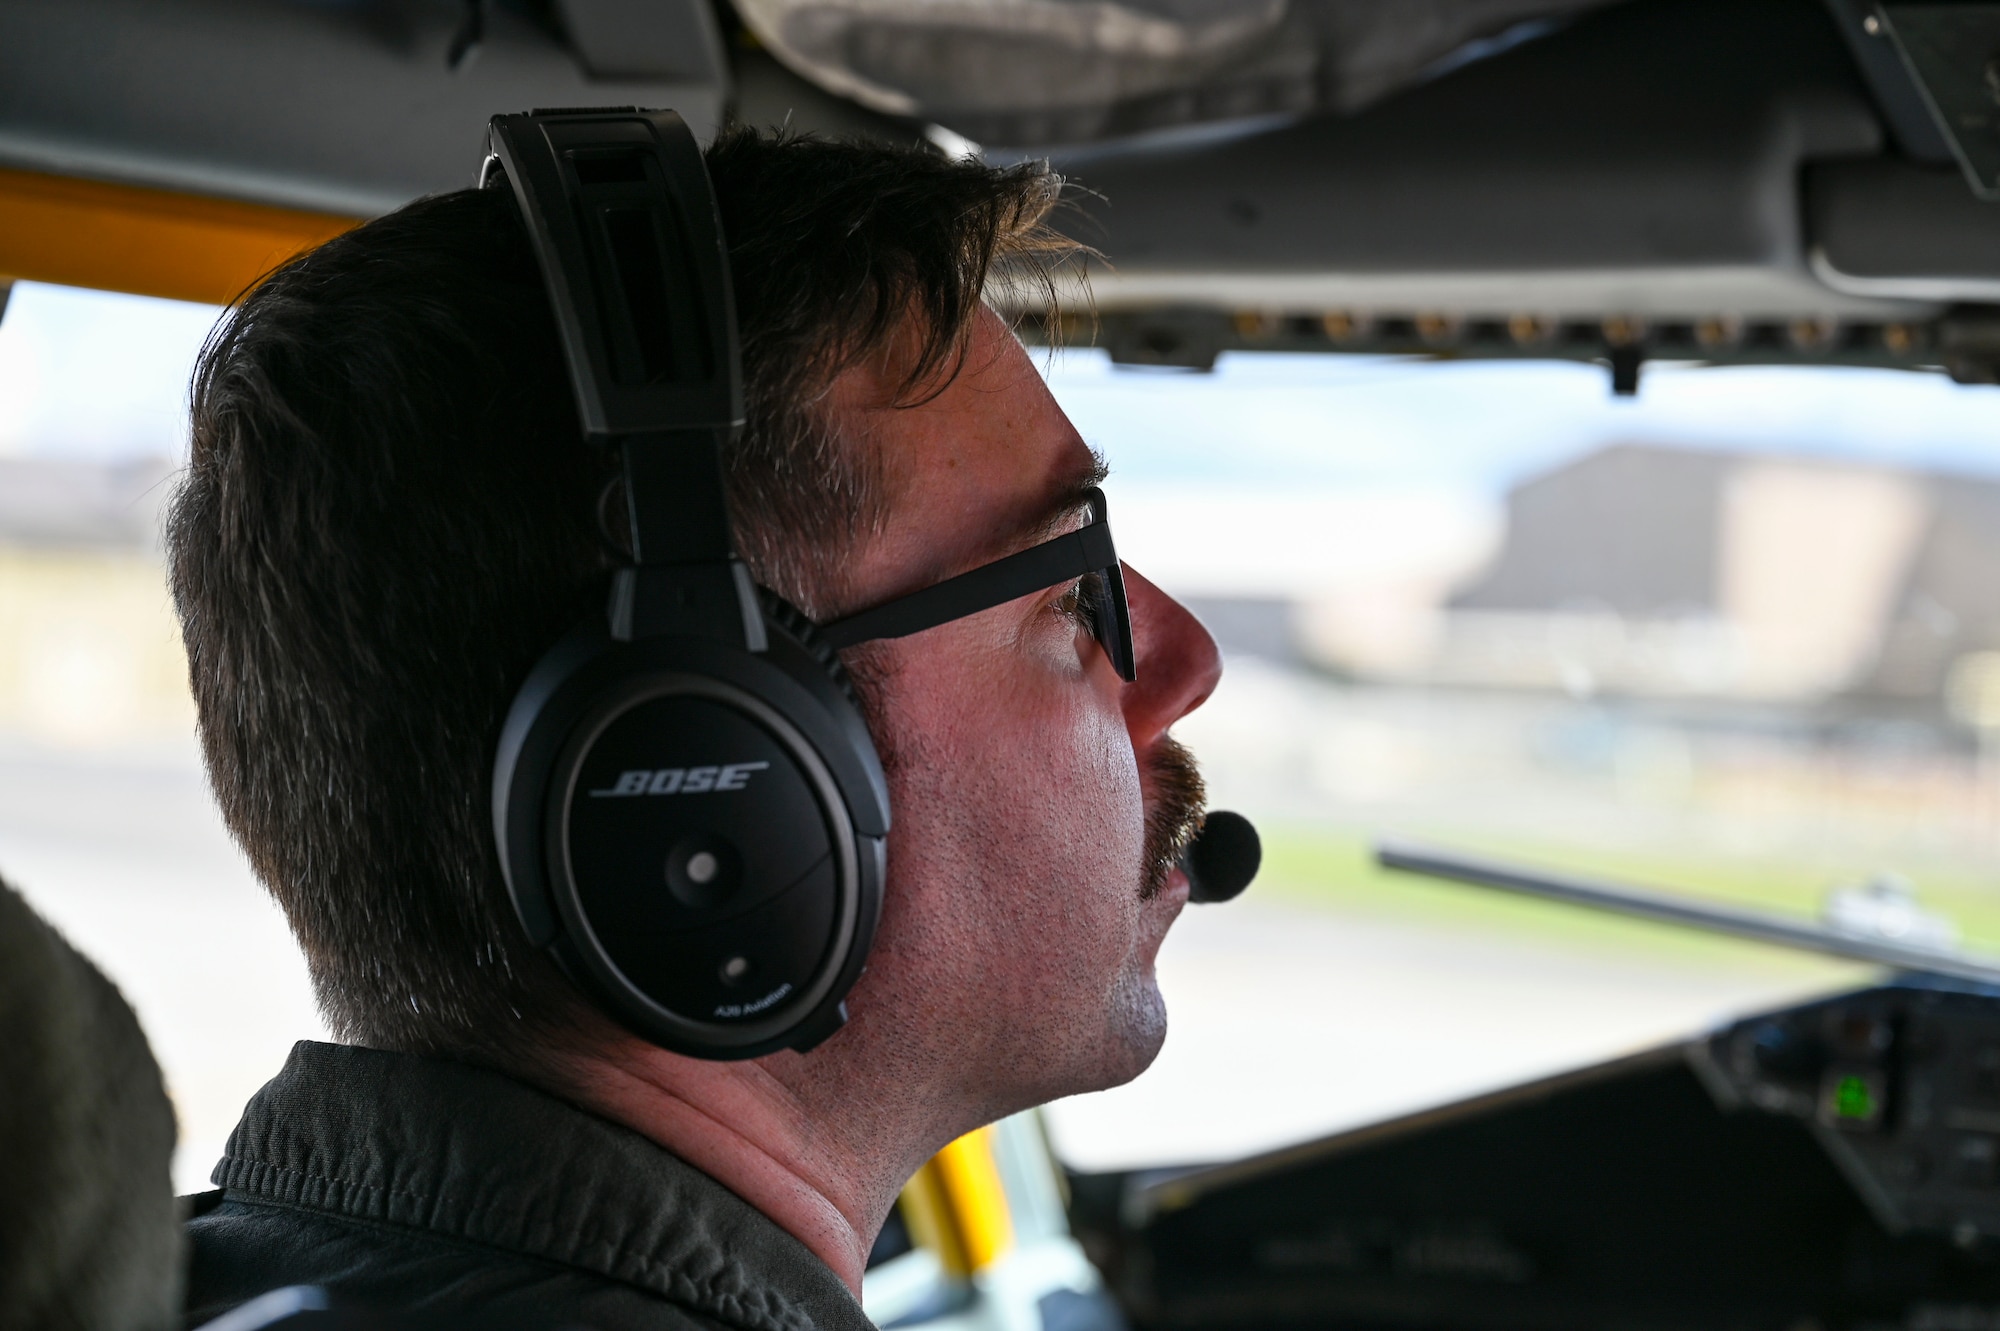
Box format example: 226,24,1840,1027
1016,455,1112,548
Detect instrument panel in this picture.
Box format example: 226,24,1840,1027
1072,982,2000,1331
1696,983,2000,1244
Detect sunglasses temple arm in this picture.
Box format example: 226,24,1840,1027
819,525,1116,651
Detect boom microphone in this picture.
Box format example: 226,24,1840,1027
1181,810,1261,904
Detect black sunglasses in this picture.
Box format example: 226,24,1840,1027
816,486,1137,682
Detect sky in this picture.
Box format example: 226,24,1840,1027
5,280,2000,595
0,282,221,461
1042,347,2000,496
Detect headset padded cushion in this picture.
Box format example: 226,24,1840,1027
758,590,861,710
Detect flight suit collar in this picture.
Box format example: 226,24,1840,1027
213,1040,872,1331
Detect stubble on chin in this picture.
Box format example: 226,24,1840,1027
845,653,1205,1104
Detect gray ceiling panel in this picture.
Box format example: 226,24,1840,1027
1810,158,2000,301
1048,0,1880,288
1025,0,2000,320
0,0,727,216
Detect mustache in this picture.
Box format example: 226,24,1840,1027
1140,734,1207,902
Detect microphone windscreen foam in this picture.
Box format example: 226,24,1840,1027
1182,810,1261,904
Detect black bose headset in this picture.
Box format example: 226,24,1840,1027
485,108,1258,1062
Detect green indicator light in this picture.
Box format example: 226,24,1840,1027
1834,1074,1877,1120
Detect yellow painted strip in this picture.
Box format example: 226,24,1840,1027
0,166,361,307
928,1126,1016,1273
897,1156,972,1278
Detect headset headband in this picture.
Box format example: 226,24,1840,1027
482,110,760,649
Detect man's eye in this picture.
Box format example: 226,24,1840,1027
1056,576,1105,634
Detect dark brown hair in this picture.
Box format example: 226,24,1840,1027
169,126,1074,1066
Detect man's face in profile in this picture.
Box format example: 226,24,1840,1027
813,307,1223,1122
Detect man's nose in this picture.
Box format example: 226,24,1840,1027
1119,564,1223,744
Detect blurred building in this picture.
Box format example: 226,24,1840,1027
0,456,175,550
0,456,192,748
1290,443,2000,725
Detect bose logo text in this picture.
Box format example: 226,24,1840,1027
589,762,771,797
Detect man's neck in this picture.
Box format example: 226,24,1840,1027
558,1041,925,1296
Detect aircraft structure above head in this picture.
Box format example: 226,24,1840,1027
0,0,1993,381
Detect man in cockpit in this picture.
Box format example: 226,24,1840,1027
173,125,1221,1327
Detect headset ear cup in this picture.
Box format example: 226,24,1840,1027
497,619,888,1060
757,589,861,710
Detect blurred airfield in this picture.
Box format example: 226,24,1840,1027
0,734,321,1197
5,283,1999,1190
0,667,1879,1190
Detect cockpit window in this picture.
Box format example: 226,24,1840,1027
5,280,2000,1187
1038,347,2000,1169
0,281,326,1193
